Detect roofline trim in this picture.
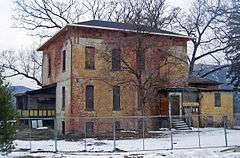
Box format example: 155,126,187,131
37,23,193,51
68,23,193,39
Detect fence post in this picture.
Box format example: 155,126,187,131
28,118,32,153
224,115,228,147
142,116,145,150
84,119,87,152
54,118,58,152
169,116,173,150
197,114,201,148
112,117,116,152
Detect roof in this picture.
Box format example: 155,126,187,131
38,20,192,51
75,20,187,37
26,83,56,95
188,76,221,85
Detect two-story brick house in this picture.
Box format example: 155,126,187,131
36,20,234,135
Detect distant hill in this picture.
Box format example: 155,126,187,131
194,64,233,90
10,86,32,95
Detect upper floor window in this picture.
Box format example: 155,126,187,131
62,86,65,111
113,85,120,111
85,47,95,70
62,50,66,72
214,93,221,107
136,51,145,71
86,85,94,111
48,56,51,78
112,49,121,71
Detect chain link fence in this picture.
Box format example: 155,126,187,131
15,113,240,153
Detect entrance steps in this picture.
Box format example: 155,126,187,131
172,118,191,130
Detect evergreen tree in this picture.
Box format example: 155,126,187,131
226,0,240,86
0,78,17,155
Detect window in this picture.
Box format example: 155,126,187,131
85,47,95,69
62,87,65,111
86,85,94,111
113,85,120,111
214,93,221,107
207,116,214,127
48,56,51,77
183,92,199,102
85,122,94,137
112,49,121,71
62,121,65,135
62,50,66,72
136,51,145,71
115,121,121,131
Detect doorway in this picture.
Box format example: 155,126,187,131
169,93,182,116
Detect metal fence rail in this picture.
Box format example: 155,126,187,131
15,114,240,153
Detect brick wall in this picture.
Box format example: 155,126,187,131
40,26,189,135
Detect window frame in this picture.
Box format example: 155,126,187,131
48,55,51,78
85,46,95,70
62,50,66,72
62,86,65,111
214,92,221,107
111,49,121,71
85,121,94,137
113,85,120,111
136,51,145,71
86,85,94,111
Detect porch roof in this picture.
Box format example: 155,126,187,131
159,87,199,93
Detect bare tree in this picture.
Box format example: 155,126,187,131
107,0,179,29
174,0,230,76
13,0,84,37
0,49,42,86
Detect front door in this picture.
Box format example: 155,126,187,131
171,95,180,115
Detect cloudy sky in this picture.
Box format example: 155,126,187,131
0,0,191,89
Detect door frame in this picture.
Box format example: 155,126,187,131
168,92,182,117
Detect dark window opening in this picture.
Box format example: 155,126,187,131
62,87,65,111
113,85,120,111
136,51,145,71
115,121,121,131
85,122,94,137
112,49,121,71
214,93,221,107
86,85,94,111
62,50,66,72
207,116,214,127
85,47,95,69
62,121,65,135
48,56,51,77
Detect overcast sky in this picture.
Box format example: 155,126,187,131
0,0,191,89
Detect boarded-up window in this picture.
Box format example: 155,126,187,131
85,47,95,69
113,86,120,111
136,51,145,71
112,49,121,71
207,116,213,127
48,56,51,77
62,50,66,72
62,87,65,111
86,85,94,111
214,93,221,107
85,122,94,137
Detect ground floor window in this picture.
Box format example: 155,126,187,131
85,121,94,137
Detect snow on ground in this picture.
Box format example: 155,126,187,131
2,128,240,157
